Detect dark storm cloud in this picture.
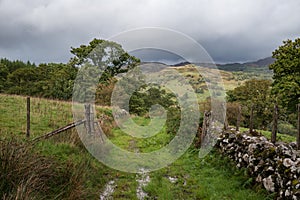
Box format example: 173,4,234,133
0,0,300,63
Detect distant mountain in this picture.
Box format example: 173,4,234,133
243,57,275,67
215,57,275,72
172,57,275,72
172,57,275,71
172,61,191,67
140,61,168,66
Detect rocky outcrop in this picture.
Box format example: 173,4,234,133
216,130,300,199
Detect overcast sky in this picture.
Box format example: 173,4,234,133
0,0,300,64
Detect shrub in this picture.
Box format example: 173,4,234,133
277,121,297,136
0,139,56,199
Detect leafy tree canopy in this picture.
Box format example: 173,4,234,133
269,38,300,112
69,38,140,83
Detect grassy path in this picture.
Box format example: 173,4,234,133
103,147,271,199
104,117,271,199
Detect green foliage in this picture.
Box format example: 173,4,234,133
269,38,300,112
165,105,181,135
0,63,9,92
95,78,117,106
70,38,140,83
277,121,297,136
0,59,78,100
239,127,296,143
227,79,273,129
0,39,140,101
0,58,36,73
7,67,42,95
129,85,177,116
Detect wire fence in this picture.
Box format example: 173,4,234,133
0,94,74,138
1,94,299,149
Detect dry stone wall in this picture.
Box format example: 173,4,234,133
216,130,300,200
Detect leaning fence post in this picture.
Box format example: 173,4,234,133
271,103,278,144
26,96,30,138
297,104,300,150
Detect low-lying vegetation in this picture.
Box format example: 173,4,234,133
0,95,275,199
0,138,88,199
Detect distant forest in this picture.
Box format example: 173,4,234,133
0,58,77,100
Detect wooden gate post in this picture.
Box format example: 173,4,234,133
84,104,95,135
223,117,229,130
249,103,254,134
201,111,211,145
297,104,300,150
85,104,91,134
90,104,95,135
271,103,278,144
26,97,30,138
236,105,241,131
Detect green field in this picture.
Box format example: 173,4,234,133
0,94,274,199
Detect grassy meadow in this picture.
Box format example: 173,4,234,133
0,94,277,199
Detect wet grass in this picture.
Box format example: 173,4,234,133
108,119,272,199
239,127,296,143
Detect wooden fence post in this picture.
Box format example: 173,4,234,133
249,103,254,134
85,104,91,134
201,111,211,145
271,103,278,144
224,117,229,131
201,111,207,143
297,104,300,150
90,104,95,135
84,104,95,135
26,97,30,138
236,105,241,132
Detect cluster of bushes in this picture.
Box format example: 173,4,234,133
226,79,298,134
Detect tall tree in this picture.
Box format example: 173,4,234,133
269,38,300,112
70,38,140,103
69,38,140,83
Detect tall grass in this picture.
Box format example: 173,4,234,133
0,137,101,199
0,94,73,138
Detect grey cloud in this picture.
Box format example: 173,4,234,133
0,0,300,63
